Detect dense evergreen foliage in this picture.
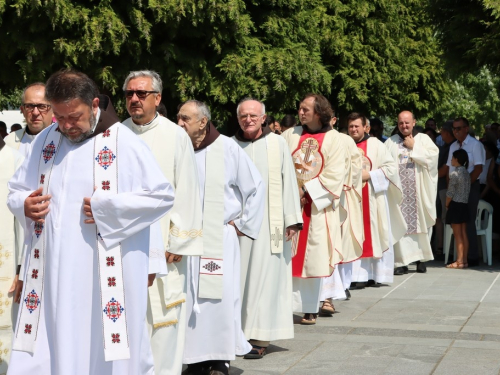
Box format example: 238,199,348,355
0,0,498,131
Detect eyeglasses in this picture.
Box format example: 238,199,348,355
238,114,262,121
22,103,51,113
452,126,465,132
124,90,158,100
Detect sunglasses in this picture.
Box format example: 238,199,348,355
124,90,158,100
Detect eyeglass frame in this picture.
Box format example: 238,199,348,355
237,113,264,121
124,90,159,100
21,103,52,113
452,125,466,132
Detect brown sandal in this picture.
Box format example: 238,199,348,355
446,262,465,269
319,298,335,315
301,313,317,325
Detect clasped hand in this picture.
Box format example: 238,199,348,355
24,187,51,223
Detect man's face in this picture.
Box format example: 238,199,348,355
426,120,437,130
441,129,454,144
237,100,266,137
52,98,99,143
177,102,207,140
298,97,320,127
397,111,415,137
20,86,53,134
125,77,161,125
348,118,368,142
452,120,469,142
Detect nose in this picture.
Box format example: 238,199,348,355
32,106,41,115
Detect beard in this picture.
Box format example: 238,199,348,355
60,111,97,144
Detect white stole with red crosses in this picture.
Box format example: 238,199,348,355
94,126,130,361
13,125,62,353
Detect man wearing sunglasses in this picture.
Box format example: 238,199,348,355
5,83,53,156
122,71,203,375
443,117,486,267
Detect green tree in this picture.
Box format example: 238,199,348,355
0,0,448,129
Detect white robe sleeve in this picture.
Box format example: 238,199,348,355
370,169,390,193
168,131,203,256
304,131,345,211
149,220,167,276
232,146,265,240
92,141,175,249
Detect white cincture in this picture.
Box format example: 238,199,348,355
94,127,130,361
13,125,62,353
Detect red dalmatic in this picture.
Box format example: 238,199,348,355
291,129,326,277
357,139,374,258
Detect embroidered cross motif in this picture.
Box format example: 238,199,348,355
31,269,38,279
34,249,40,259
103,129,111,137
24,324,32,334
202,261,221,273
108,277,116,287
24,290,40,314
34,223,43,238
95,146,116,170
102,181,110,190
42,141,56,163
271,227,283,247
103,298,124,322
111,333,120,343
106,256,115,266
40,174,45,184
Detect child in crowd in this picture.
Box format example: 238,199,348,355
446,149,471,269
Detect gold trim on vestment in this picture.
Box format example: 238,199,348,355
169,226,203,239
165,299,185,309
153,320,178,329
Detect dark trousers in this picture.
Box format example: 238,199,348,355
467,181,480,261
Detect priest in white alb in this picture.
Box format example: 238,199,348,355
5,83,53,156
282,94,346,325
347,113,407,285
319,117,363,313
385,111,438,274
233,98,302,359
122,71,203,375
177,100,264,375
7,70,174,375
0,137,24,373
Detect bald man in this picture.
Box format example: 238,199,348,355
385,111,438,274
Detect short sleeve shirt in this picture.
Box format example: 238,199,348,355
446,135,486,177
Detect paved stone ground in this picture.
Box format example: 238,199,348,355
230,260,500,375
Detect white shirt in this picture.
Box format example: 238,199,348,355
446,135,486,176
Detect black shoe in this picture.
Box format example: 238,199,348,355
349,282,357,290
345,288,351,300
356,282,367,289
183,362,209,375
208,361,230,375
394,267,404,275
367,279,381,287
416,261,427,273
403,266,409,274
467,259,479,267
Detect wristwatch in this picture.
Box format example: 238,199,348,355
302,185,307,193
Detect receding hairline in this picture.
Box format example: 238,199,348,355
398,111,415,121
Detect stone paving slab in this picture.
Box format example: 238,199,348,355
231,261,500,374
